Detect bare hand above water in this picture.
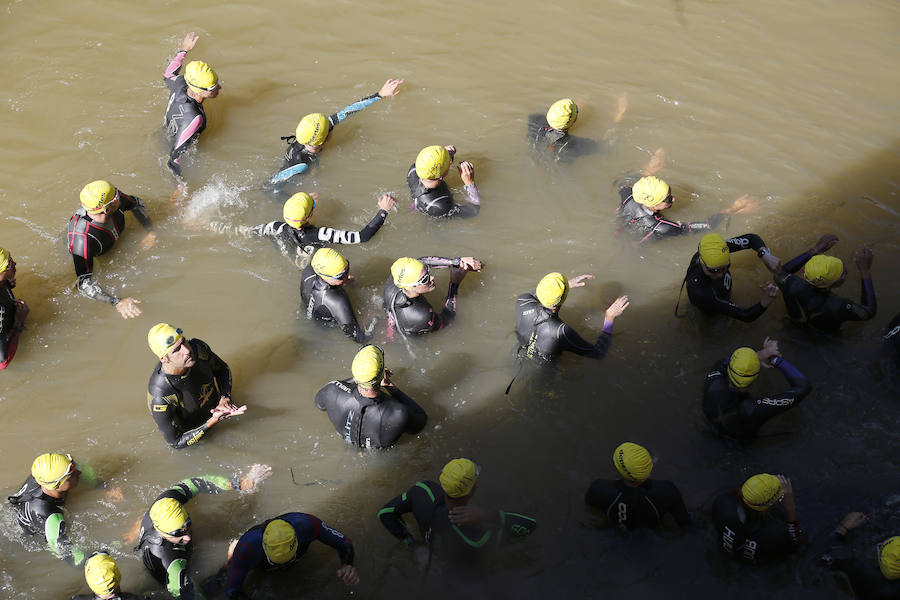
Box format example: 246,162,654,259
854,245,874,274
115,298,142,319
181,32,199,53
759,282,779,307
569,274,594,288
238,464,272,492
378,78,404,98
377,193,396,211
810,233,839,255
140,231,157,251
723,195,758,215
459,161,475,185
757,336,781,366
458,257,483,272
605,295,630,320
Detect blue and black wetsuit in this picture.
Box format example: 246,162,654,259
775,252,876,332
585,479,691,530
514,293,614,365
270,92,384,184
712,492,805,563
616,177,723,244
224,512,354,600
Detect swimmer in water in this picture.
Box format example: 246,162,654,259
0,247,28,369
527,96,628,163
300,248,369,343
66,180,155,319
821,514,899,600
408,145,482,218
270,78,403,185
71,553,142,600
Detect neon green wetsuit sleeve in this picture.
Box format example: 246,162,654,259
44,512,86,566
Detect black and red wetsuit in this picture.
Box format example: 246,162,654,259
616,177,723,244
66,192,152,306
383,257,462,337
526,113,601,163
163,51,206,178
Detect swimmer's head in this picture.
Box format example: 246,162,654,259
879,536,900,580
391,257,428,288
84,553,121,597
741,473,783,511
263,519,299,565
80,180,119,213
536,272,569,309
727,347,760,388
148,323,185,359
415,145,451,180
631,176,671,208
149,498,190,536
283,192,316,228
440,458,479,498
612,442,653,483
184,60,219,94
295,113,330,147
352,345,385,389
311,248,349,281
803,255,845,288
31,453,75,489
698,234,731,269
546,98,578,131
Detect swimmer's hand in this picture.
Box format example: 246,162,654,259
604,295,630,321
458,161,475,185
723,194,758,216
458,256,483,272
105,486,125,503
377,193,396,212
378,78,404,98
757,336,781,366
170,183,189,203
115,298,142,319
13,299,29,322
643,148,666,176
211,396,247,421
449,506,497,526
181,32,199,53
226,538,239,562
380,368,395,389
308,191,319,202
122,518,142,545
614,93,628,124
854,245,874,276
238,464,272,492
569,274,594,288
759,282,779,307
836,512,868,536
444,145,456,160
140,231,157,250
336,564,360,587
810,234,839,255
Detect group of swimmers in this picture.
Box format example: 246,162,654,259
0,30,897,600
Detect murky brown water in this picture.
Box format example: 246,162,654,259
1,0,898,598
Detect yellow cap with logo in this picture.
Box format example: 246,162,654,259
803,255,844,288
391,257,426,288
311,248,348,280
80,180,118,212
85,553,121,596
546,98,578,130
536,272,569,309
263,519,298,564
612,442,653,483
0,247,9,273
741,473,783,511
296,113,330,146
728,347,760,388
879,536,900,580
352,345,384,388
31,453,74,489
440,458,479,498
283,192,315,228
415,145,451,180
150,498,189,535
631,176,670,207
148,323,184,359
185,60,218,92
699,234,731,268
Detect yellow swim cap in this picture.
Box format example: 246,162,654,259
803,255,844,288
391,257,427,288
184,60,218,92
879,536,900,580
727,347,760,388
612,442,653,483
536,272,569,309
415,145,451,180
0,247,9,273
546,98,578,131
352,345,384,388
440,458,479,498
741,473,783,511
311,248,349,280
80,180,118,212
699,234,731,268
263,519,298,564
282,192,315,228
85,553,121,596
148,323,184,360
631,176,670,207
31,453,74,489
296,113,330,146
150,498,189,535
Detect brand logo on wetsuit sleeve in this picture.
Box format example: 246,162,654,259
317,228,361,245
722,526,737,552
727,237,750,247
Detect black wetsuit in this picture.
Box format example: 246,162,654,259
313,378,427,449
224,512,354,600
300,265,367,343
526,113,600,163
885,313,900,367
163,51,206,178
685,233,771,322
383,257,461,337
146,339,233,449
703,356,811,439
71,592,144,600
66,193,152,306
209,209,387,270
514,293,613,365
712,492,805,563
823,532,900,600
138,476,236,600
407,165,481,218
0,280,19,366
584,479,691,530
8,476,86,566
775,252,877,332
616,178,722,244
378,480,537,566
